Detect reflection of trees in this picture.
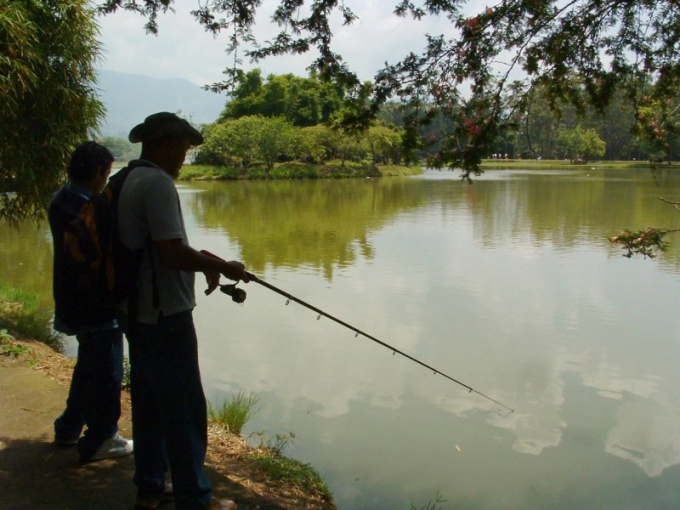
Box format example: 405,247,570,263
4,169,680,307
0,220,53,305
184,178,426,278
181,169,680,278
467,169,680,271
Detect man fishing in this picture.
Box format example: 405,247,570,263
118,112,249,510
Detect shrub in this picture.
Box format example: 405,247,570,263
0,283,62,351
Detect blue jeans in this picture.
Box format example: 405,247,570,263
54,326,123,459
128,311,212,509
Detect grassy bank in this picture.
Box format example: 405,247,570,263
0,282,61,351
179,160,422,180
209,392,333,503
177,159,672,180
480,158,674,170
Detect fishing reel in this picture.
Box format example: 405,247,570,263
220,283,247,304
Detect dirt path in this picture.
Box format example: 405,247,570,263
0,363,141,510
0,339,335,510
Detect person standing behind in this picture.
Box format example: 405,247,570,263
50,141,134,462
118,112,249,510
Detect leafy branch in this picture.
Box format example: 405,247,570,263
610,226,680,258
610,196,680,258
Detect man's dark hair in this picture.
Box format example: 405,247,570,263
67,141,114,183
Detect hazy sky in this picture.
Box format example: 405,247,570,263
95,0,461,87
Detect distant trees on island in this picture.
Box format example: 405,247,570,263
103,70,677,169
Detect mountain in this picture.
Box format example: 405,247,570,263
96,70,227,138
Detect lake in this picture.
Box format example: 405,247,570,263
2,167,680,509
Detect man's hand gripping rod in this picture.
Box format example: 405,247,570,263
212,272,514,413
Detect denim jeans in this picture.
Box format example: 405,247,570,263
128,311,212,509
54,326,123,459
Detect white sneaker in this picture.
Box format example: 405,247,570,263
88,433,133,461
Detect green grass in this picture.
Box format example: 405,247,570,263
180,161,421,180
247,450,332,501
0,328,31,358
208,390,260,435
0,282,62,351
183,157,672,178
247,431,333,502
208,393,333,502
179,164,244,180
480,158,670,170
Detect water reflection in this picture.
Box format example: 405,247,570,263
605,394,680,477
3,168,680,508
0,219,53,303
183,178,427,278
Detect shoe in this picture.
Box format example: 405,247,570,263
54,434,79,447
206,498,237,510
134,482,174,509
85,433,133,461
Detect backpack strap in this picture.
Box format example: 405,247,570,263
110,161,160,316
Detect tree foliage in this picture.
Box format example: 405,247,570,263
195,115,405,170
0,0,104,222
555,126,606,163
98,0,680,180
199,116,265,168
100,136,137,161
220,69,346,127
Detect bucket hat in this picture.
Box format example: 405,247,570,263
128,112,203,145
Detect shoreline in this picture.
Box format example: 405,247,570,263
0,335,336,510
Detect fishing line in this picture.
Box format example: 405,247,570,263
220,273,514,413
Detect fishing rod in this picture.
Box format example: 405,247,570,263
218,273,514,413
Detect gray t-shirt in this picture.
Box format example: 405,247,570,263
118,161,195,323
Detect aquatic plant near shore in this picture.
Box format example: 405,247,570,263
208,390,260,435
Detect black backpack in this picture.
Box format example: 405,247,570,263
61,163,144,326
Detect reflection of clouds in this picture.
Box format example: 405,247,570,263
485,360,566,455
582,372,658,400
605,396,680,477
198,281,415,421
578,347,680,475
490,410,565,455
433,208,680,473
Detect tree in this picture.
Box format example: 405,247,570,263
193,123,236,166
203,117,263,168
99,0,680,179
197,115,296,171
365,124,403,165
257,117,296,172
100,137,137,161
293,126,332,163
220,70,346,127
501,81,675,161
1,0,104,222
555,127,606,163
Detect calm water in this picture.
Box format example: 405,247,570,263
3,167,680,509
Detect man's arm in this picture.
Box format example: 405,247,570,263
154,239,249,283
